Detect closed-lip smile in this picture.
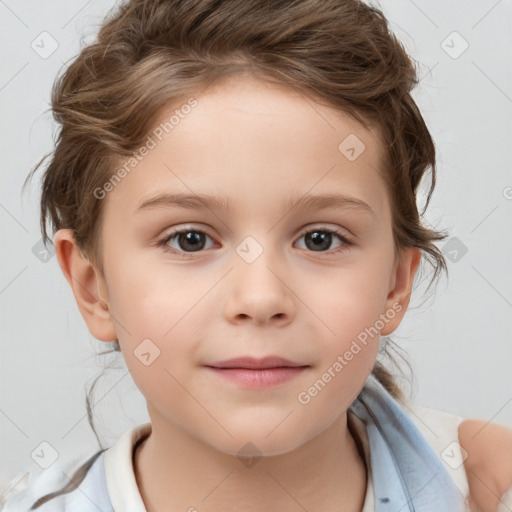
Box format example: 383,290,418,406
204,356,310,388
205,356,308,369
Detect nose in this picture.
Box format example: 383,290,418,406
223,251,295,327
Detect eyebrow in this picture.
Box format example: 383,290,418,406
135,192,376,218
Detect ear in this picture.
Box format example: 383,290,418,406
53,229,118,342
380,247,422,336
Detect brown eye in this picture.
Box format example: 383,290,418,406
304,231,334,251
161,229,214,253
295,227,352,254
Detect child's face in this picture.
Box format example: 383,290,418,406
59,76,420,456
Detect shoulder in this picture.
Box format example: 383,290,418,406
458,418,512,512
0,467,67,511
1,449,107,512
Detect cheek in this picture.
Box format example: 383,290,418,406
104,264,203,387
310,261,393,340
295,272,387,422
316,292,381,388
106,253,199,333
302,251,394,380
108,275,204,425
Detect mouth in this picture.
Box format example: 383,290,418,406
204,356,310,388
205,356,308,369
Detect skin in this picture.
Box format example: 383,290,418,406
55,74,434,511
459,420,512,512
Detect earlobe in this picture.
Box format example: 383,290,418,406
380,247,422,336
53,229,118,342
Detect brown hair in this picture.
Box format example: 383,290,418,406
25,0,448,506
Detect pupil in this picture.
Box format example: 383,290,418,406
307,231,331,251
180,232,204,252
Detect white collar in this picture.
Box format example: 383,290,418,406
103,422,152,511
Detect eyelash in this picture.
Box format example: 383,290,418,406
157,226,353,257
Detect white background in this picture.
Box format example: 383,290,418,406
1,0,511,493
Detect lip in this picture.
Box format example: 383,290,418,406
205,356,306,369
204,356,310,388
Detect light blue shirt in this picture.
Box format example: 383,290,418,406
349,374,467,511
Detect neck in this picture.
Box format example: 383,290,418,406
134,412,367,512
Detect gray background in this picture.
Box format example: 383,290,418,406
1,0,511,494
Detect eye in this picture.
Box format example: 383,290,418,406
158,228,215,254
295,226,353,254
157,225,353,257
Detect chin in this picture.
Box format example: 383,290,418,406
203,424,311,459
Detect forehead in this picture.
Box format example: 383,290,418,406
104,76,390,220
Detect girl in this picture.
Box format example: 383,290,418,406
2,0,512,511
